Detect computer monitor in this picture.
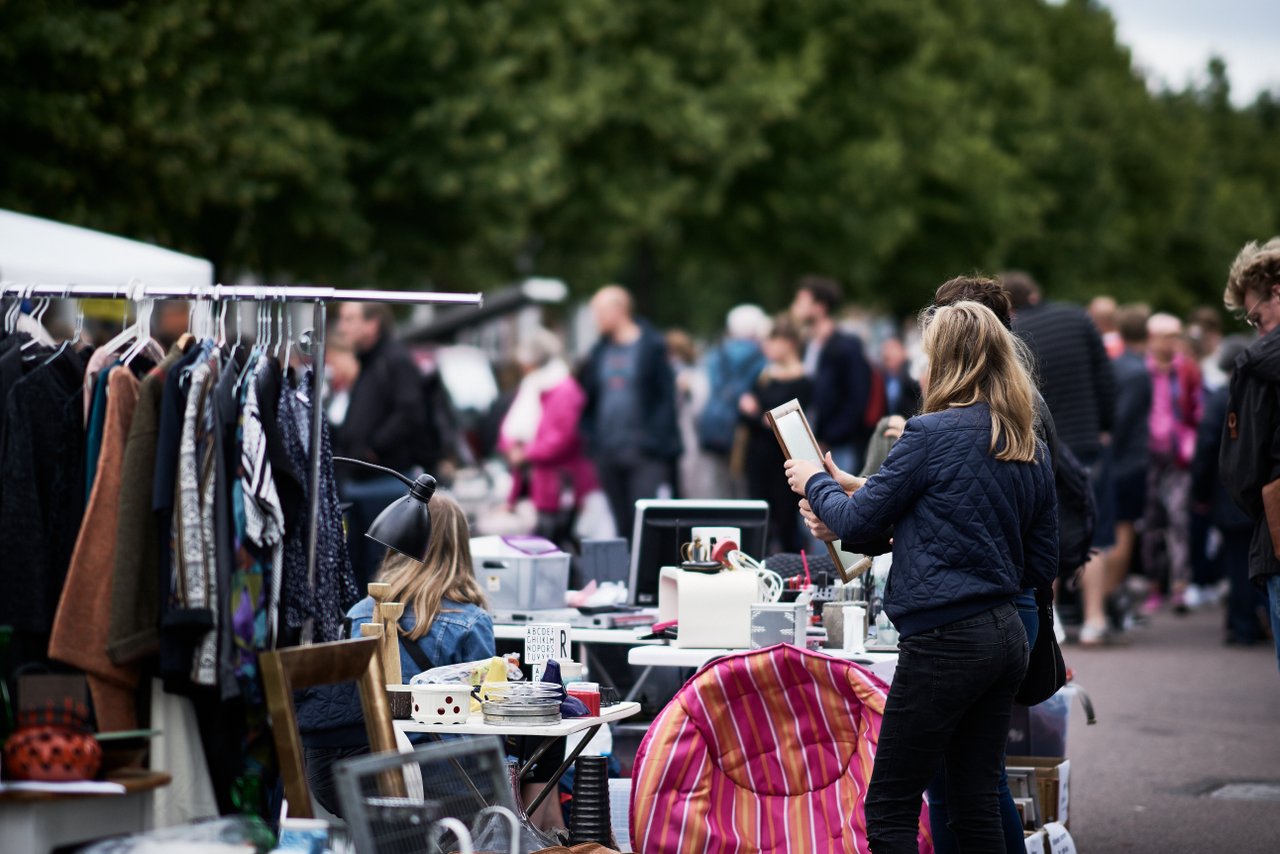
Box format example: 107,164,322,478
628,499,770,606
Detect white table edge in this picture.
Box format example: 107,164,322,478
394,701,641,737
627,646,899,668
492,624,664,645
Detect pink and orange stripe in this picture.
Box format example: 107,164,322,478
631,644,932,854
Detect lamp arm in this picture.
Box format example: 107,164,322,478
332,456,416,489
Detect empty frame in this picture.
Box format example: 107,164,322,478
766,399,871,583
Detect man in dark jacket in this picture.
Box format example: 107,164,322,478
880,337,921,418
334,303,430,471
579,285,681,541
1106,305,1153,629
1194,336,1266,644
334,302,429,585
1219,237,1280,671
791,276,873,472
1007,271,1117,643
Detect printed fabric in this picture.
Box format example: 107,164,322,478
236,355,285,652
173,355,220,686
278,368,358,643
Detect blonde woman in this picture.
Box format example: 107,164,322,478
298,493,494,815
786,299,1058,853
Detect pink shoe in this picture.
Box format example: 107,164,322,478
1141,593,1164,615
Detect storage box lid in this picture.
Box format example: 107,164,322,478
470,535,568,559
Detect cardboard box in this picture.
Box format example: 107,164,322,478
1006,756,1070,827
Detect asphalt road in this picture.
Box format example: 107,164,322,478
1064,602,1280,852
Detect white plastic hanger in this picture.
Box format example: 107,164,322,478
99,279,147,358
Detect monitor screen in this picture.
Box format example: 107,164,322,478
628,500,770,606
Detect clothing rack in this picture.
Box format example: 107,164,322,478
0,280,483,641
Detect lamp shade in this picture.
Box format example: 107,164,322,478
364,474,437,561
331,457,439,561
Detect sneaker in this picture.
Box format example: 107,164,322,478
1078,623,1108,646
1141,593,1164,615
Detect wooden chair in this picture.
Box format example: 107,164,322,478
260,637,403,819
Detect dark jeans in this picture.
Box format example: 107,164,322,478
866,603,1029,854
305,744,370,817
927,596,1039,853
1223,528,1266,643
595,456,669,541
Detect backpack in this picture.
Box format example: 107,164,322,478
1052,440,1096,578
697,344,763,454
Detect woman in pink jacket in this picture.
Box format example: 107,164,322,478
500,328,598,545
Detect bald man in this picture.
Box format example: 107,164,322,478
1142,312,1203,615
579,285,682,539
1089,295,1123,359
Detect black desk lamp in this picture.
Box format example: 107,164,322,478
333,457,437,561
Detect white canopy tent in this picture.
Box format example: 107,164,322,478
0,208,213,290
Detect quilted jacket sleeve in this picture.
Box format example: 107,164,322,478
806,420,929,545
1023,452,1060,590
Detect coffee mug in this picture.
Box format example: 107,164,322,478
681,538,707,563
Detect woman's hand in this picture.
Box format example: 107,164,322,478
799,499,838,542
739,393,760,417
784,458,824,495
506,443,526,467
822,451,865,496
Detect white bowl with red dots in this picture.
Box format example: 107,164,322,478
410,684,470,724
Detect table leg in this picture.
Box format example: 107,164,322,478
524,724,601,816
623,666,655,703
516,735,561,781
580,645,616,690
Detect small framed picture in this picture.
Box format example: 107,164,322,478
766,398,872,584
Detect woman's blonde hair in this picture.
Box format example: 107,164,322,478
377,493,487,641
920,300,1040,463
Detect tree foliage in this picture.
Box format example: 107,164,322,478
2,0,1277,328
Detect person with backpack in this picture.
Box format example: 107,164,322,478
695,304,768,499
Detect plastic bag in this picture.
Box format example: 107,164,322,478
79,816,274,853
410,654,523,687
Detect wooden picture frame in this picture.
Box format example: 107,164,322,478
765,398,872,584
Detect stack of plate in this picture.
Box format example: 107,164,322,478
482,682,562,726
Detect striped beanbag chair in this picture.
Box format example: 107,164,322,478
630,644,931,854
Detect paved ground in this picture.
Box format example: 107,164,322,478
1065,602,1280,852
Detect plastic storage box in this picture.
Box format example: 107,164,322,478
470,536,571,611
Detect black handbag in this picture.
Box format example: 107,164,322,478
1015,586,1066,706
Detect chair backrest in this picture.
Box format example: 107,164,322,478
333,737,520,854
260,637,401,819
630,644,931,854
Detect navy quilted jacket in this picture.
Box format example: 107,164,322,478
806,403,1058,639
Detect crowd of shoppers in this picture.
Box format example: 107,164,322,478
323,239,1279,671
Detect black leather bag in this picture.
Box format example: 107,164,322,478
1015,586,1066,706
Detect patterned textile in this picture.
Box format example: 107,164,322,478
630,644,931,854
173,355,220,686
278,368,358,643
237,355,285,648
